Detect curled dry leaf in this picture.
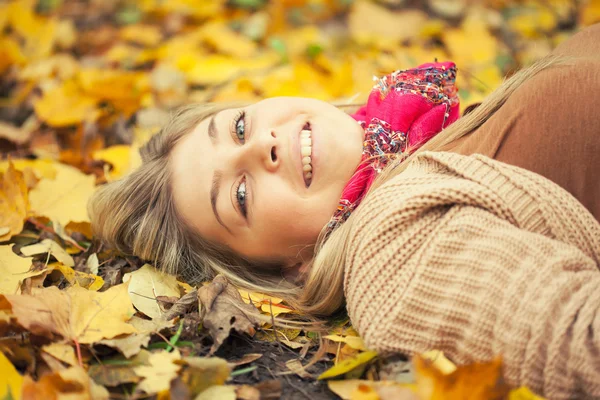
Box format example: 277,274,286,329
20,238,75,267
198,275,262,354
162,289,198,321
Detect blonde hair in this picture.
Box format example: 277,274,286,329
89,55,566,327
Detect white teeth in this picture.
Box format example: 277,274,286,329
300,129,313,185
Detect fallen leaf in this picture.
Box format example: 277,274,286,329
318,351,378,380
0,161,29,241
414,355,508,400
42,342,78,367
227,353,262,368
196,385,236,400
20,239,75,267
178,356,231,396
0,244,36,295
0,351,23,400
47,262,104,291
98,316,174,358
123,264,181,320
22,366,109,400
198,275,262,353
328,380,418,400
134,349,182,394
286,359,312,379
508,386,546,400
1,283,136,343
324,334,367,351
163,290,198,321
29,161,96,226
34,80,98,127
0,121,31,145
92,145,132,180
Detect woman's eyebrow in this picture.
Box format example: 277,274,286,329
210,170,232,234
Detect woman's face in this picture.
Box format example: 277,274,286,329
170,97,364,269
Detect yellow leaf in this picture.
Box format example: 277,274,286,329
48,262,104,291
0,38,26,74
123,264,181,320
196,385,236,400
509,386,545,400
22,366,109,400
328,379,417,400
582,0,600,25
318,351,378,380
0,159,57,180
238,289,284,306
420,350,457,375
324,334,367,351
134,349,182,394
41,343,78,367
179,356,231,396
0,161,29,241
349,1,427,44
98,316,174,358
185,54,278,86
20,239,74,267
120,24,163,47
92,145,132,180
1,283,137,343
0,244,36,295
0,350,23,400
29,161,96,225
444,11,497,66
198,21,257,58
414,355,508,400
509,6,557,38
34,81,98,127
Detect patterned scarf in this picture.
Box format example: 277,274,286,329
324,61,460,238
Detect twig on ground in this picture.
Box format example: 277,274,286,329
269,299,284,354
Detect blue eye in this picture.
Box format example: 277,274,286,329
236,178,248,218
233,111,246,143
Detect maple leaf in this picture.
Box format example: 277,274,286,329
22,366,109,400
198,275,262,354
29,161,96,226
0,283,136,344
133,349,182,394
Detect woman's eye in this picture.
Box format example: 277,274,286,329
236,179,247,217
235,111,245,143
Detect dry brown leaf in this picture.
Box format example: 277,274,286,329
163,290,198,321
0,161,29,241
198,275,262,354
1,283,136,343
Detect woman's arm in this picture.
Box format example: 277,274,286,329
345,204,600,399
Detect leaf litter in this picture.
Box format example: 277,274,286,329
0,0,596,398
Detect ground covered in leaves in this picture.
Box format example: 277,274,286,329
1,0,599,399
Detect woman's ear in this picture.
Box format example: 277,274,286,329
282,261,310,283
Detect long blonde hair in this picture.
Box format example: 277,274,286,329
89,54,566,325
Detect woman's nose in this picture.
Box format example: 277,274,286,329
246,129,279,172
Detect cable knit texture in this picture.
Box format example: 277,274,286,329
343,151,600,399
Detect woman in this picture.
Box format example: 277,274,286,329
89,24,600,398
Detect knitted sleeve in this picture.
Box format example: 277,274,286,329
344,204,600,399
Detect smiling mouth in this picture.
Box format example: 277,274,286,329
300,123,313,187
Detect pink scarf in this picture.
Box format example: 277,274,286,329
325,61,460,237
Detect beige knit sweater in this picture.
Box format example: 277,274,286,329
343,152,600,399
